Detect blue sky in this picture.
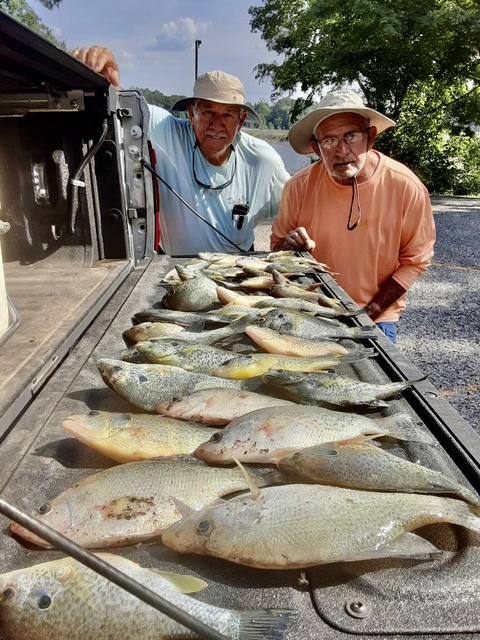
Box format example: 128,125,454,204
33,0,285,104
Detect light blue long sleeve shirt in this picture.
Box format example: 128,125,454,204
148,105,290,256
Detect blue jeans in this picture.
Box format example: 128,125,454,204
376,322,397,343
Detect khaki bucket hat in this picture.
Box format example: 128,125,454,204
172,70,260,123
289,90,395,154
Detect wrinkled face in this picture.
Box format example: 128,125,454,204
188,99,247,164
312,113,376,183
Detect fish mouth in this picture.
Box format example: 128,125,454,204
62,415,106,442
9,520,53,548
194,444,228,465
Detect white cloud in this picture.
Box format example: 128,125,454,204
148,17,211,52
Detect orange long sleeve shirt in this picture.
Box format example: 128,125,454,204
270,151,436,322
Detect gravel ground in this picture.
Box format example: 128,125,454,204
254,195,480,435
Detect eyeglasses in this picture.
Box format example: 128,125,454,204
316,129,370,151
192,143,237,190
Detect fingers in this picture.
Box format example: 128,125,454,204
284,227,316,252
71,46,120,87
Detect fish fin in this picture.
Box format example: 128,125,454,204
379,413,437,445
231,455,261,499
268,448,301,465
182,318,206,333
172,497,195,518
235,609,297,639
145,569,208,593
345,532,442,562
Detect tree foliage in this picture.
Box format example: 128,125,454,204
249,0,480,120
249,0,480,194
1,0,66,47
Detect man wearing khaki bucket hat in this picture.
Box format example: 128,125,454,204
271,89,436,342
73,46,289,256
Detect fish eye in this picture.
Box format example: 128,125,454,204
1,586,15,603
88,410,100,417
37,594,52,610
325,447,339,456
210,432,223,443
37,503,52,516
138,375,148,383
113,365,122,373
195,519,213,536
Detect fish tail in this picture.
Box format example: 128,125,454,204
348,326,380,339
236,608,297,639
337,350,376,364
379,412,436,445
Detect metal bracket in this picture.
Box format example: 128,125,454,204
0,90,85,116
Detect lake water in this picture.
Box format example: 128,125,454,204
268,142,317,175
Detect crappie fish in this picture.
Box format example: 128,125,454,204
162,258,210,280
253,296,362,318
97,359,243,412
62,410,217,463
194,405,434,465
263,370,427,409
253,308,378,340
198,251,241,267
0,553,297,640
270,269,343,310
216,286,273,307
274,438,480,506
162,483,480,569
162,276,220,311
245,324,373,358
132,316,250,350
134,340,239,373
9,457,284,548
156,388,295,425
133,308,229,326
123,321,186,346
211,351,372,380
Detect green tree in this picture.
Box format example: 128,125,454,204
268,97,295,129
1,0,66,47
249,0,480,120
249,0,480,194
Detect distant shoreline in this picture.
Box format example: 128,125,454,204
244,128,289,144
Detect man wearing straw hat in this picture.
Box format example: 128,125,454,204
271,90,436,342
73,47,289,256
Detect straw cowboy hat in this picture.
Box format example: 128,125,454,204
289,90,395,154
172,70,260,123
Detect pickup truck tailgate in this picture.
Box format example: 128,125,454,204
2,254,480,639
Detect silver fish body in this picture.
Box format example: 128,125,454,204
162,483,480,569
253,308,377,340
262,370,426,409
132,308,230,326
277,440,480,506
135,340,238,373
156,388,295,425
9,457,284,548
97,359,243,412
0,554,296,640
162,276,220,311
194,405,433,465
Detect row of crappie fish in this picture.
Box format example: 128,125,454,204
2,250,479,640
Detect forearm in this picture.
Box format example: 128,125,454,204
366,277,407,321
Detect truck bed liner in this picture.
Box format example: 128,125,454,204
2,255,480,638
